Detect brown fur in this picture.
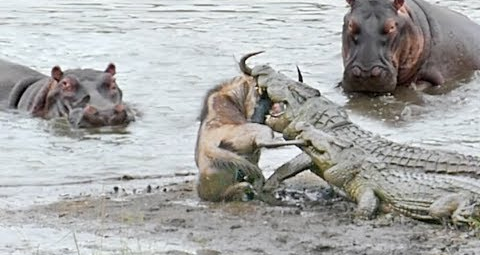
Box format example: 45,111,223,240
195,75,277,202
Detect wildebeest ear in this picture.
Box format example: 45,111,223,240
393,0,404,10
105,63,116,76
346,0,355,6
51,66,63,81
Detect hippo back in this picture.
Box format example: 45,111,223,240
0,59,46,106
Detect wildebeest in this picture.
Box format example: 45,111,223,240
195,52,304,202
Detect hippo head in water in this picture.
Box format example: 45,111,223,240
28,63,135,128
340,0,425,93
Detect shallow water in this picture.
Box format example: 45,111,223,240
0,0,480,252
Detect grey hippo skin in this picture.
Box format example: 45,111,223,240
341,0,480,93
0,59,135,128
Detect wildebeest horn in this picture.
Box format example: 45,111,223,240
239,51,265,75
296,65,303,83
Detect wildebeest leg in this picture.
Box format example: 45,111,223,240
263,152,314,191
222,182,255,201
219,168,280,205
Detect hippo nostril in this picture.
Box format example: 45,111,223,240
351,66,362,77
108,104,130,125
370,66,382,77
114,104,126,114
84,105,98,115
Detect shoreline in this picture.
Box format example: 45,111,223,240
1,172,479,255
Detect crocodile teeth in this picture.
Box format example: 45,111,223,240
256,86,264,96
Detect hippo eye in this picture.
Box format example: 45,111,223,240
386,25,396,34
105,77,117,90
61,80,75,92
383,20,397,35
347,20,360,35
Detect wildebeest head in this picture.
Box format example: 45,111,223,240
32,63,135,128
341,0,424,93
198,75,260,127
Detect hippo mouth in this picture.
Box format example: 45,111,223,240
67,105,135,129
341,64,398,94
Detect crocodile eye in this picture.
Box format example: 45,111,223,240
348,19,360,35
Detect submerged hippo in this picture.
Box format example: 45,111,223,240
341,0,480,93
0,59,134,128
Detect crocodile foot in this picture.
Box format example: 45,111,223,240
292,122,353,150
429,194,480,226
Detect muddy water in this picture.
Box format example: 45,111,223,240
1,0,480,253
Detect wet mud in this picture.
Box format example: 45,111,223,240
2,173,479,255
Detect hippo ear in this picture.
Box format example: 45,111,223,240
51,66,63,81
346,0,355,6
105,63,116,76
393,0,404,10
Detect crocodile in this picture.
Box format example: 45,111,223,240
287,121,480,225
237,52,480,191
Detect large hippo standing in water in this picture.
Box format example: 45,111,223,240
0,59,135,128
341,0,480,93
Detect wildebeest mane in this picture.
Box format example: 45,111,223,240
198,82,224,122
198,77,249,122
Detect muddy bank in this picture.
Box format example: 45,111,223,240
1,173,479,255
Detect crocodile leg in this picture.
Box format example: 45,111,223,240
354,187,380,220
321,161,379,220
256,139,307,148
454,201,480,227
263,152,314,191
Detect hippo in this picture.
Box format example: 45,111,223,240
341,0,480,93
0,59,134,128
